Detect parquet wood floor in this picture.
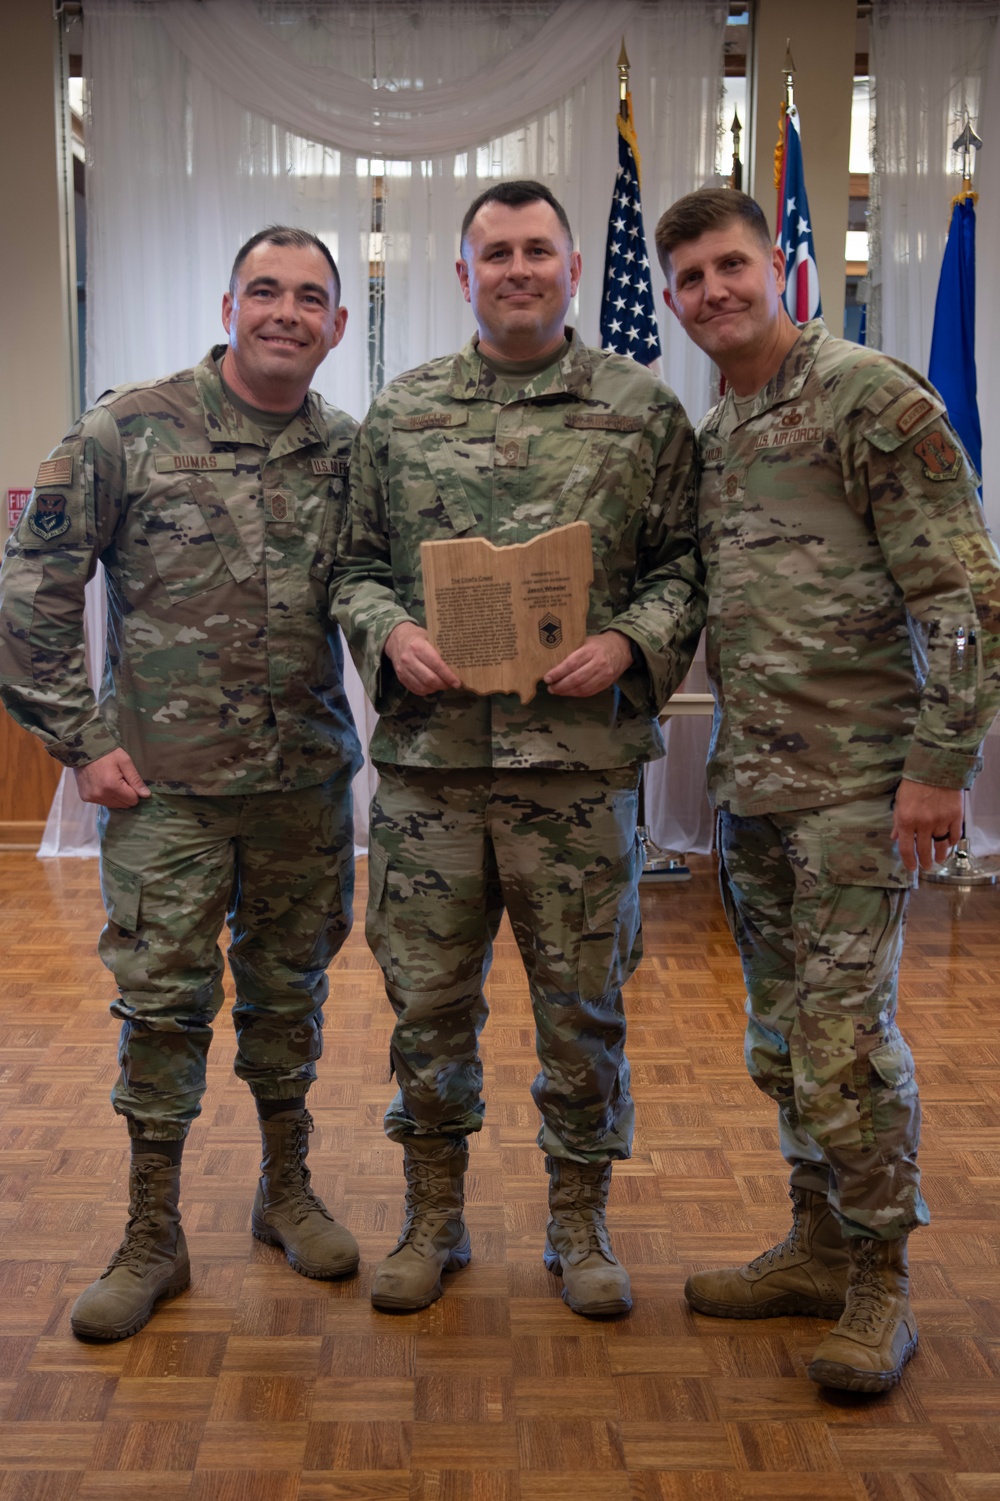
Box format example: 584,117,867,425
0,851,998,1500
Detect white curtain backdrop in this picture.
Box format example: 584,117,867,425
871,0,1000,850
43,0,726,855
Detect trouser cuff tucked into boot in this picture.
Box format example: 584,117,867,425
70,1155,190,1342
372,1136,470,1313
543,1156,631,1318
808,1236,918,1393
684,1186,849,1319
252,1109,359,1279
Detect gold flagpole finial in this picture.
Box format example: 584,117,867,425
783,40,796,109
617,38,630,119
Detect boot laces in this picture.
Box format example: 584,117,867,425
747,1191,804,1272
399,1156,461,1253
106,1168,162,1274
552,1175,614,1260
274,1118,328,1225
841,1242,889,1335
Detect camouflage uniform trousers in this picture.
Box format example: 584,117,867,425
717,792,930,1239
96,771,355,1140
365,764,643,1163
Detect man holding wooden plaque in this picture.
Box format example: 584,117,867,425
332,180,705,1319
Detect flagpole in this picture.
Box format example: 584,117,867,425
923,116,994,888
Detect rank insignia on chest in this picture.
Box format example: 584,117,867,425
28,493,71,541
313,457,349,476
270,492,291,520
915,429,961,482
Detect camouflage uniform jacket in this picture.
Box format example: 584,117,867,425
331,330,705,770
699,319,1000,816
0,347,361,795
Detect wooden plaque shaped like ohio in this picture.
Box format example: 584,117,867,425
421,520,594,704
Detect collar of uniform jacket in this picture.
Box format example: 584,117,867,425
192,344,328,455
720,317,828,430
446,327,594,403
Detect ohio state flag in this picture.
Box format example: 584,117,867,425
776,102,822,325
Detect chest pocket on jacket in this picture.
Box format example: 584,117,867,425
140,476,256,603
552,422,645,555
389,416,476,537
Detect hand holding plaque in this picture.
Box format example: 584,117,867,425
420,521,594,704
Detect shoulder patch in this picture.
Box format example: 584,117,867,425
563,413,645,432
896,396,934,435
312,457,349,476
35,456,73,488
28,493,71,542
392,411,469,431
914,429,962,482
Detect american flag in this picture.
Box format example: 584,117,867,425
600,96,661,364
776,102,822,325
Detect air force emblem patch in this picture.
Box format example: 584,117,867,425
28,493,71,541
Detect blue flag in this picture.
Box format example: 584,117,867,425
776,103,822,325
600,98,661,364
928,195,982,481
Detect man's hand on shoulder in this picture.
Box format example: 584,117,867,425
74,749,151,809
544,630,634,698
384,621,462,696
892,777,964,873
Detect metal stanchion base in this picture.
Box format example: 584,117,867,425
638,826,691,883
923,838,998,887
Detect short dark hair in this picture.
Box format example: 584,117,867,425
654,190,772,278
460,180,573,255
229,225,342,305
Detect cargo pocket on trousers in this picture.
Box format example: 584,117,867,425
577,836,643,998
100,857,142,934
807,825,912,986
867,1023,920,1156
364,843,393,982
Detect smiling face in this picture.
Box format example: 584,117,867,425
663,217,791,380
456,198,582,363
221,241,347,411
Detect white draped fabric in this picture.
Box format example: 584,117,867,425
43,0,726,856
871,0,1000,850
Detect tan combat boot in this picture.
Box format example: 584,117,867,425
70,1154,190,1341
542,1157,632,1318
252,1109,359,1279
684,1187,848,1319
808,1236,918,1392
371,1136,471,1311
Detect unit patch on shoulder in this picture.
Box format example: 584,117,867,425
35,456,73,488
312,457,349,476
915,429,962,482
28,493,71,541
897,396,933,435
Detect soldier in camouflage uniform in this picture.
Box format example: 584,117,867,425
331,180,705,1319
0,227,363,1340
656,188,1000,1392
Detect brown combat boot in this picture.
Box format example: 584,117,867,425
684,1187,849,1319
252,1110,359,1279
70,1154,190,1341
371,1136,471,1312
808,1236,918,1392
542,1157,632,1318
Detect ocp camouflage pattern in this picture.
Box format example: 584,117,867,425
718,794,929,1237
0,347,361,795
331,330,706,771
698,320,1000,816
